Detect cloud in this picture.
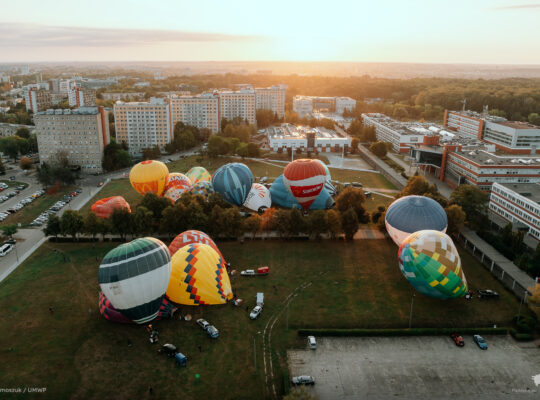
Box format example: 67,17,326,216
494,3,540,9
0,23,263,47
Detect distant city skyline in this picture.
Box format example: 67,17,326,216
2,0,540,64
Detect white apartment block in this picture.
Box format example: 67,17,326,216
68,88,97,107
217,89,256,125
293,96,356,118
102,92,146,101
335,97,356,114
292,97,313,117
169,94,219,134
33,107,109,173
254,85,287,118
24,88,52,113
114,98,171,156
489,182,540,241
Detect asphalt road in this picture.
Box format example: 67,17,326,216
288,336,540,400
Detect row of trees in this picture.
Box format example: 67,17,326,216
0,132,38,161
165,122,211,153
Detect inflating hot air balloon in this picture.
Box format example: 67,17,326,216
243,183,272,213
315,159,336,196
283,159,326,210
270,175,334,210
385,195,448,246
98,237,171,324
212,163,253,206
190,181,214,197
398,230,467,299
164,173,192,203
91,196,131,219
169,230,223,260
99,292,133,324
166,243,233,305
129,160,169,196
186,166,212,185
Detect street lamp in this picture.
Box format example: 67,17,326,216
408,293,415,329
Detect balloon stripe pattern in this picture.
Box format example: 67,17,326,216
98,292,132,324
243,183,272,212
169,230,224,261
398,230,467,299
98,237,171,324
186,166,211,185
283,159,326,210
212,163,253,206
91,196,131,219
190,181,214,197
164,173,192,203
129,160,169,196
270,175,334,210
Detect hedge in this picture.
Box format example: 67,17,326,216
297,327,509,337
509,328,533,341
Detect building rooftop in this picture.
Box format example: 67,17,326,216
448,109,506,123
363,113,441,137
498,182,540,204
267,123,346,140
36,107,100,115
493,120,540,130
453,149,540,166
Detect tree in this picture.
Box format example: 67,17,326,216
256,109,277,128
140,193,172,221
288,208,306,236
371,205,386,224
283,386,316,400
103,142,132,171
1,224,17,238
0,136,21,160
306,210,329,239
347,118,363,137
243,214,261,239
142,146,161,161
449,184,488,230
208,135,230,157
528,112,540,126
220,207,244,238
110,208,133,240
160,203,187,237
247,143,260,157
340,208,359,240
60,210,84,240
260,207,276,231
134,206,154,236
54,150,70,168
19,156,32,170
335,187,369,223
326,209,342,239
350,138,360,154
0,157,5,174
43,215,61,238
369,141,387,158
15,127,30,139
445,204,466,236
362,126,377,142
83,212,101,239
274,209,291,238
236,142,249,158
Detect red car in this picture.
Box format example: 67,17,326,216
451,333,464,347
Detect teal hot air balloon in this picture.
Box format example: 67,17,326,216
270,175,334,210
211,163,253,206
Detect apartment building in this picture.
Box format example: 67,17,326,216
169,94,219,133
102,92,146,101
68,87,97,107
217,89,256,125
114,98,171,156
254,85,287,118
293,96,356,118
33,107,109,173
489,182,540,242
24,88,52,113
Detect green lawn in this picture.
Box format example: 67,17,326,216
0,239,525,399
0,180,29,189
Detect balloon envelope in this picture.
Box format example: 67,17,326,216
283,159,326,209
169,230,224,261
186,166,212,185
166,243,233,305
91,196,131,219
164,173,192,203
98,237,172,324
129,160,169,196
385,195,448,246
398,230,467,299
99,291,133,324
270,175,334,210
212,163,253,206
190,181,214,197
243,183,272,212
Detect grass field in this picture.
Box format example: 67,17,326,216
0,239,525,400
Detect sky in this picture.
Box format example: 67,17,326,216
1,0,540,64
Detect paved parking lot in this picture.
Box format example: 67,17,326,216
288,336,540,400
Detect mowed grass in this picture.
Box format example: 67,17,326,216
0,239,524,400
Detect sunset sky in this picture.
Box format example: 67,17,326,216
2,0,540,64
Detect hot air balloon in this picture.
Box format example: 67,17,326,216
190,181,214,197
129,160,169,196
270,175,334,210
398,230,467,299
169,230,224,260
283,159,326,210
385,195,448,246
99,292,133,324
243,183,272,213
186,166,212,185
212,163,253,206
98,237,172,324
166,243,233,305
91,196,131,219
164,173,192,203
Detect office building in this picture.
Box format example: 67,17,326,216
254,85,287,118
293,96,356,118
68,88,97,107
33,107,109,173
217,89,256,125
24,88,52,113
169,94,219,134
266,123,350,153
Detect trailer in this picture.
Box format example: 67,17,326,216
240,266,269,276
256,292,264,307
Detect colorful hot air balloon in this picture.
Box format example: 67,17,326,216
164,173,192,203
99,292,133,324
91,196,131,219
129,160,169,196
186,166,212,185
169,230,223,260
270,175,334,210
283,159,326,210
315,159,337,196
190,181,214,197
243,183,272,213
212,163,253,206
385,195,448,246
166,243,233,305
98,237,172,324
398,230,467,299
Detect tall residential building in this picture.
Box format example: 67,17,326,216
24,88,52,113
254,85,287,118
217,89,256,125
293,96,356,117
33,107,110,173
68,87,97,107
169,94,219,134
114,98,171,156
292,97,313,117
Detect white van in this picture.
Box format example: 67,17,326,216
308,335,317,350
0,243,13,256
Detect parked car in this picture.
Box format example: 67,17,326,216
9,176,15,181
250,305,263,320
196,318,210,330
157,343,178,358
241,267,269,276
450,333,464,347
473,334,488,350
97,182,104,187
0,243,14,257
478,290,499,299
291,376,315,386
4,239,16,245
206,325,219,338
308,336,317,349
16,185,25,190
